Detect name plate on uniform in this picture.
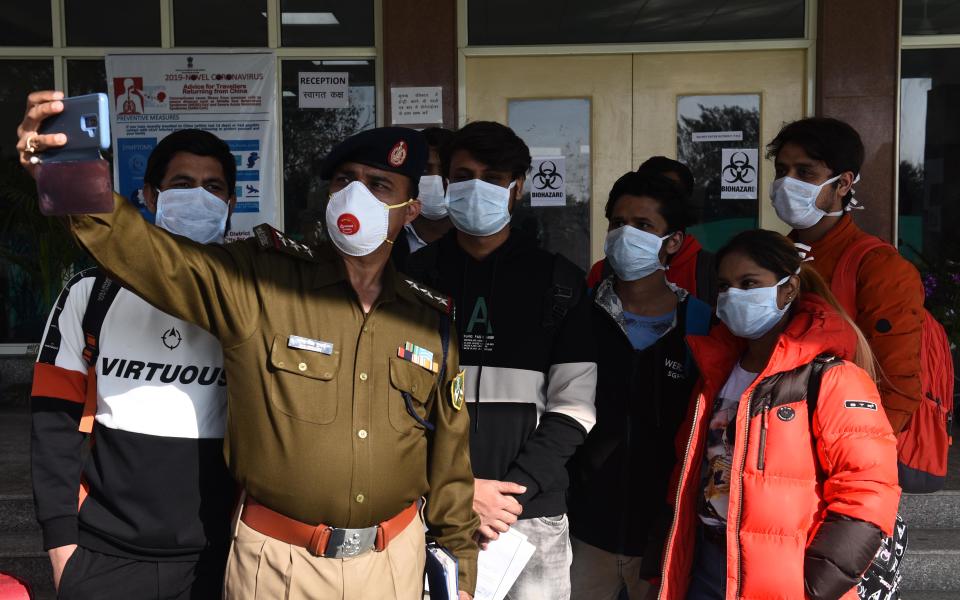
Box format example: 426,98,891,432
288,335,334,355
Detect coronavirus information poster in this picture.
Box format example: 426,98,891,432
106,52,279,240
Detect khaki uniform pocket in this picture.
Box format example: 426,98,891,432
387,357,438,433
268,335,341,424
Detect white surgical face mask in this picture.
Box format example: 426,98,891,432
446,179,515,237
604,225,670,281
770,173,859,230
325,180,412,257
154,187,229,244
716,275,793,340
418,175,448,220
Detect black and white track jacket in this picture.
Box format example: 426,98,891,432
31,268,234,559
406,230,597,518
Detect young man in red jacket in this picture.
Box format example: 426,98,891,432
586,157,717,305
767,117,924,434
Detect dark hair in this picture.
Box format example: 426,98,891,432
716,229,802,282
715,229,876,377
422,126,454,150
605,171,691,232
440,121,531,179
766,117,864,206
637,156,694,199
144,129,237,192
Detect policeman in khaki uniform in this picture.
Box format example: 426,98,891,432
18,95,479,600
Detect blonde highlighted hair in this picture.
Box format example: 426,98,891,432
716,229,877,380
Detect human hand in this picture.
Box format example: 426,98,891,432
473,478,525,540
16,90,67,178
48,543,77,591
458,592,473,600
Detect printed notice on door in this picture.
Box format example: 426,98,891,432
390,86,443,125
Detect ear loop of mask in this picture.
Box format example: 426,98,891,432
662,230,683,271
383,198,416,246
844,173,863,212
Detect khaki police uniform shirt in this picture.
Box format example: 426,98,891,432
68,195,480,591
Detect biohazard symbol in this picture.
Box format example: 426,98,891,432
721,151,756,184
532,161,563,190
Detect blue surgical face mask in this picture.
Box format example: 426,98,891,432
604,225,670,281
155,187,229,244
445,179,516,237
716,275,793,339
770,173,860,230
418,175,448,220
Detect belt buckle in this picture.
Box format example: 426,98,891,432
321,526,378,558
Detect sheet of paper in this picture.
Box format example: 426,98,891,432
474,528,537,600
499,539,535,596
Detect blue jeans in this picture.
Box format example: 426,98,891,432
686,528,726,600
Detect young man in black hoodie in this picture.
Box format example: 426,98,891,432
406,121,597,600
567,172,711,600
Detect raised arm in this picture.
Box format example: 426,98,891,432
67,195,260,345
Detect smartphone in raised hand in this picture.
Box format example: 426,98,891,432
35,93,114,215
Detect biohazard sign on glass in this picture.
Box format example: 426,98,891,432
529,157,566,207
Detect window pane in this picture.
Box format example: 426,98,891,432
67,60,107,96
899,49,960,266
175,0,268,47
65,0,160,46
677,94,761,252
0,1,52,46
281,60,376,236
469,0,804,45
0,61,75,344
508,99,591,271
281,0,374,47
903,0,960,35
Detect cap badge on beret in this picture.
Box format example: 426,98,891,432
388,140,408,167
337,213,361,235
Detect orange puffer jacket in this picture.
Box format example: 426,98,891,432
659,294,900,600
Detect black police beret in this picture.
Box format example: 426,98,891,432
320,127,428,183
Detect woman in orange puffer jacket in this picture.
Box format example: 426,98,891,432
659,230,900,600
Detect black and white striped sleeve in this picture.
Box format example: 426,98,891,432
504,281,597,505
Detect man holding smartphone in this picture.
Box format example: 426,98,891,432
17,91,479,600
21,94,237,599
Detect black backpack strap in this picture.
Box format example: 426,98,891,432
81,272,122,370
78,271,121,433
806,354,843,430
695,249,718,306
437,314,450,383
543,255,584,330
